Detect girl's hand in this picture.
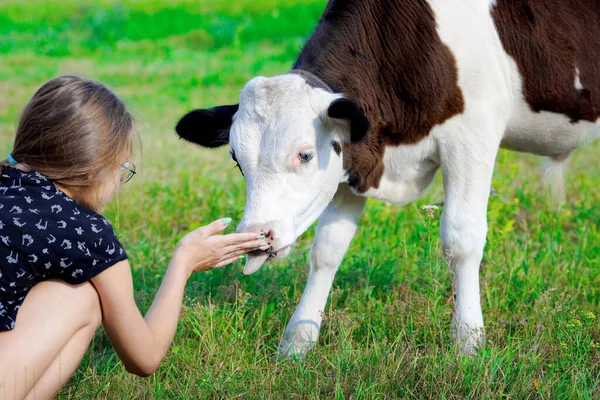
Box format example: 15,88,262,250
174,218,267,274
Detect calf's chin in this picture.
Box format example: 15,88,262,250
243,253,269,275
242,246,292,275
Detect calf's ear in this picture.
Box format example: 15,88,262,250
175,104,239,148
327,98,370,143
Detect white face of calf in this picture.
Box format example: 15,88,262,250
176,74,370,274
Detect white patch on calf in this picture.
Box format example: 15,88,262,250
360,136,439,205
575,68,584,90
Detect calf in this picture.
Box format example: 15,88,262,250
176,0,600,355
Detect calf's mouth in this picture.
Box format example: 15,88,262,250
243,231,287,275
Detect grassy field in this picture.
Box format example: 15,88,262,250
1,1,599,398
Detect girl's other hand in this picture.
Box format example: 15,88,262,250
174,218,267,274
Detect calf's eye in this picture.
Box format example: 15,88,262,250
298,150,314,164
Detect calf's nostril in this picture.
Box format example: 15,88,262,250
257,228,275,240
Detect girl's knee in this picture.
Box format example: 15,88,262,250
77,282,102,329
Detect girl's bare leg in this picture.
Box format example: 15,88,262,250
0,280,101,400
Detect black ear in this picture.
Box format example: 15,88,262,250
327,98,370,143
175,104,239,148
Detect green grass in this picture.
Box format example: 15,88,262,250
1,1,599,398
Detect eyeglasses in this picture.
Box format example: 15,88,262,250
120,161,136,184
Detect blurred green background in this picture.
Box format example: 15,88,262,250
0,1,598,398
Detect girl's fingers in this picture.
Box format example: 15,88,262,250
215,255,245,269
197,218,231,238
223,239,269,254
218,247,258,265
219,232,263,245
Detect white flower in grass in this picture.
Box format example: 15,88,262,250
420,204,439,220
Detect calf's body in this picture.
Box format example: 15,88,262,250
176,0,600,355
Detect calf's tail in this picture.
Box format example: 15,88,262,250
540,153,570,205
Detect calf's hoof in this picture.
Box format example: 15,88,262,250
454,324,485,356
279,319,320,358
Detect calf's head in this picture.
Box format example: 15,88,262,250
176,74,369,274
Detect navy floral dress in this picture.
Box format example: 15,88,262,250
0,166,127,331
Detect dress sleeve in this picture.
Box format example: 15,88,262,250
60,219,128,284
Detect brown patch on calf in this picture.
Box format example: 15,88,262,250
493,0,600,123
294,0,464,193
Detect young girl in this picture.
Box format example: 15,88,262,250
0,76,267,399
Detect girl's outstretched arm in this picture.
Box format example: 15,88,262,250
91,219,265,376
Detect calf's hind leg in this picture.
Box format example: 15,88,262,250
280,184,366,357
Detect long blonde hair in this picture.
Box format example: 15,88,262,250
1,76,137,211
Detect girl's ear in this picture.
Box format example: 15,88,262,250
175,104,239,148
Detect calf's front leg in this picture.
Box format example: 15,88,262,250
440,137,499,354
280,184,366,357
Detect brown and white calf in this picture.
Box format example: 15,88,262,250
176,0,600,355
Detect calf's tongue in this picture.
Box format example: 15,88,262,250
243,253,269,275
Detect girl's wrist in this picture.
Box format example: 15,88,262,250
168,254,193,281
